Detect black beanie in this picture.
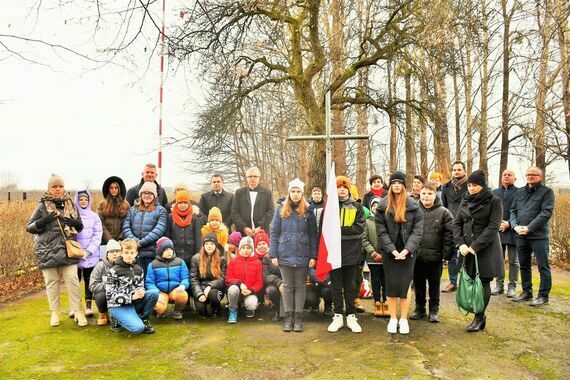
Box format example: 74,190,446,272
467,170,487,187
389,171,407,187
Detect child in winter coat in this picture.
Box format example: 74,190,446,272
254,230,270,260
145,237,190,320
106,238,159,334
190,233,227,317
262,254,283,322
74,190,103,317
225,236,263,323
227,231,242,263
305,268,333,317
201,207,229,251
89,239,122,326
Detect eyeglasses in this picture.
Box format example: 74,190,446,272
141,192,154,196
525,174,540,177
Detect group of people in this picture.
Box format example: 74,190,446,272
27,161,555,336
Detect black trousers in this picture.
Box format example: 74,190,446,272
413,260,443,311
194,289,223,316
305,284,332,309
330,264,360,315
78,267,94,300
93,291,108,313
369,264,386,302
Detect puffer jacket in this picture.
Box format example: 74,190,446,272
97,176,130,244
106,257,145,307
510,183,555,240
122,201,168,258
335,198,366,266
417,197,455,262
362,215,380,265
262,255,282,288
26,195,83,269
375,196,424,257
145,252,190,293
269,204,317,267
166,214,203,263
74,190,103,269
89,255,114,295
190,252,227,298
225,254,263,293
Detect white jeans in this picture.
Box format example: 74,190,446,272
41,264,82,313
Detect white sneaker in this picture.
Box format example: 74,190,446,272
172,311,183,320
327,313,344,332
387,318,398,334
346,314,362,333
399,318,409,334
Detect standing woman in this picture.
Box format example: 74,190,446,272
97,176,130,246
453,170,504,332
376,171,424,335
269,178,318,332
26,174,88,327
122,182,168,273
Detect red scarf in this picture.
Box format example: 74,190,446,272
172,204,192,227
371,187,384,197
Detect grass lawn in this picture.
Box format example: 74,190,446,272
1,267,569,379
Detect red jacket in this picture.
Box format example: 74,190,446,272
225,254,263,293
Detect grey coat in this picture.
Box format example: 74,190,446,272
89,257,114,294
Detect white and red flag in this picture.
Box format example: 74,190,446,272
315,162,342,281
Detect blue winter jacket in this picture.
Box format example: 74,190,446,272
122,201,168,258
145,253,190,293
269,203,318,267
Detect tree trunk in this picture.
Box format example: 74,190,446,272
419,81,429,176
356,67,369,196
478,0,489,174
433,59,451,179
499,0,513,183
405,72,415,183
463,42,474,173
387,61,398,173
556,0,570,179
331,0,346,174
453,69,461,162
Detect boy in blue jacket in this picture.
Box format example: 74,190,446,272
146,237,190,320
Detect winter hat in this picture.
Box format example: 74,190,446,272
176,189,191,203
254,230,270,247
48,174,64,189
288,178,305,193
102,176,126,199
203,232,219,246
389,171,407,187
156,237,174,256
139,181,157,197
77,190,89,200
208,207,223,222
370,196,382,208
239,236,254,250
336,176,352,190
228,231,243,246
467,170,487,188
106,239,122,253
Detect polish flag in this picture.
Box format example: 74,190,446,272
316,163,342,281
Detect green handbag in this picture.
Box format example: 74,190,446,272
456,254,485,314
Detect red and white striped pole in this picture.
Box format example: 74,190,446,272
157,0,166,183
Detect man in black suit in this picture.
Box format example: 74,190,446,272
199,174,234,229
231,167,274,237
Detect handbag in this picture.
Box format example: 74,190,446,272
56,217,85,259
456,253,485,314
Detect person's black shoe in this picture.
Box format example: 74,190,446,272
466,314,486,332
282,312,293,332
293,312,304,332
529,296,549,307
323,304,334,318
409,308,426,320
245,310,255,318
512,292,533,302
143,319,155,334
110,316,122,333
271,309,280,322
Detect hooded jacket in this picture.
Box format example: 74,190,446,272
122,201,168,258
74,190,103,269
97,176,130,244
417,197,455,262
262,255,283,288
145,251,190,293
106,257,145,307
89,251,115,294
330,197,366,266
166,213,203,262
225,253,263,293
190,252,227,298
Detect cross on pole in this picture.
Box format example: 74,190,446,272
287,92,369,176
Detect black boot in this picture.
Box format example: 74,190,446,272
429,307,440,323
272,308,280,322
466,313,486,332
323,303,334,318
110,316,122,333
142,319,155,334
282,312,293,332
293,312,304,332
409,307,426,320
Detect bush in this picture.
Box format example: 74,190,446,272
551,193,570,269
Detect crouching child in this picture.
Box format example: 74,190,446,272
106,238,159,334
89,239,122,326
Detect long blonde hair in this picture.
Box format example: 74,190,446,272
199,246,222,278
280,196,308,219
385,186,407,223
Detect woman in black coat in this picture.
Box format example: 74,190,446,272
376,171,424,335
453,170,504,332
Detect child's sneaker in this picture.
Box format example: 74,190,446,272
245,310,255,318
399,318,409,334
327,313,344,333
110,316,122,333
172,311,183,320
387,318,398,334
346,314,362,333
228,308,238,324
143,320,155,334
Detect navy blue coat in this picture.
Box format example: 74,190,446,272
510,183,555,240
122,203,168,258
492,184,518,245
269,204,318,267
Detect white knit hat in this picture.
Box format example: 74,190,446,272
288,178,305,193
239,236,254,251
106,239,122,253
139,181,158,197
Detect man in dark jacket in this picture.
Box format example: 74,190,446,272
510,167,555,307
231,167,275,237
441,161,468,293
199,174,234,229
491,169,520,297
125,163,168,207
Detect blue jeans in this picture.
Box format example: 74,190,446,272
109,289,159,333
516,239,551,299
447,250,459,285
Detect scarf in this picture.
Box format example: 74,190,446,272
172,203,192,227
451,176,467,193
371,187,384,197
461,187,493,212
41,191,78,235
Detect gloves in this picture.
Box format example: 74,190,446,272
36,211,58,228
63,217,83,229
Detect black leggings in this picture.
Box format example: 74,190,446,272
78,267,94,300
194,289,223,316
479,277,492,315
93,292,107,313
369,264,387,302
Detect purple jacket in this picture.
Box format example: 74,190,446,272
74,190,103,269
